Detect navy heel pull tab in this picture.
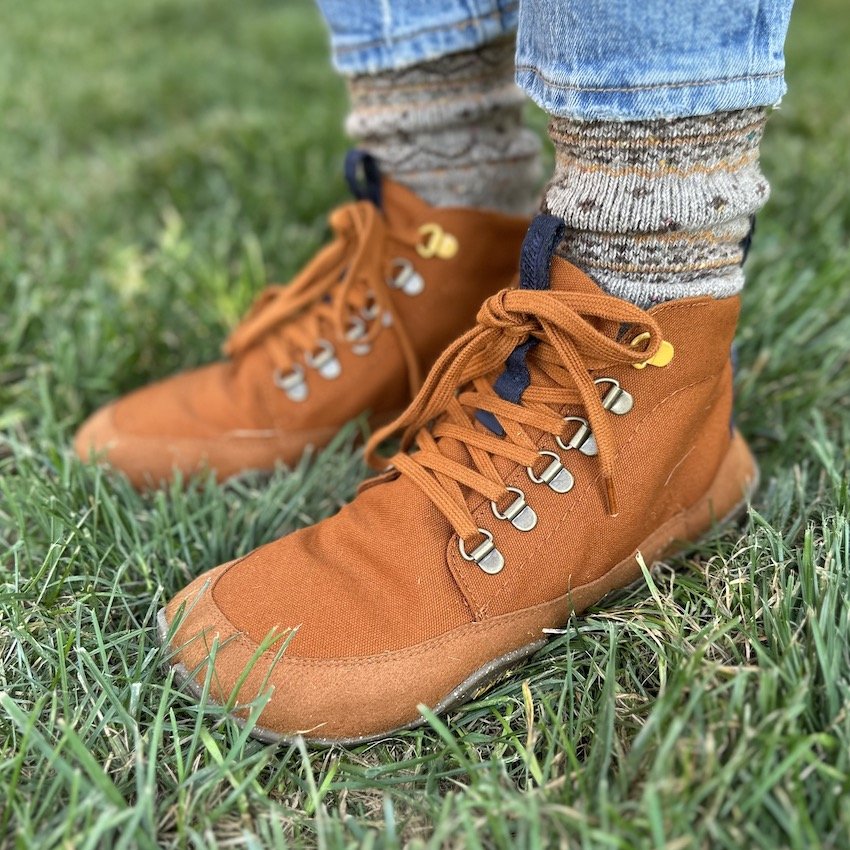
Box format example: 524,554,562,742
344,149,383,209
729,342,739,434
739,214,756,265
519,214,566,291
475,214,566,435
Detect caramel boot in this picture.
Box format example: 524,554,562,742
74,151,529,487
159,215,758,744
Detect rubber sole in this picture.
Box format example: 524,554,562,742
157,430,759,747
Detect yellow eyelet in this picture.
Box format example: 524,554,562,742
630,331,674,369
416,223,459,259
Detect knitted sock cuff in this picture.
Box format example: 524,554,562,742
543,107,770,306
544,109,769,233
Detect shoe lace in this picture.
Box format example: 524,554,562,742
224,162,424,394
365,278,664,551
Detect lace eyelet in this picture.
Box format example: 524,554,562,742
273,365,308,402
305,340,342,380
360,291,381,321
527,450,574,493
416,224,458,260
630,331,674,369
344,316,371,356
556,416,599,456
490,487,537,531
458,528,504,574
387,258,425,296
594,377,634,415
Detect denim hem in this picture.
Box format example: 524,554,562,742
516,66,787,121
329,3,519,76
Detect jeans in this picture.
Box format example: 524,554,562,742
314,0,794,120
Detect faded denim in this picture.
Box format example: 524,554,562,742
315,0,793,120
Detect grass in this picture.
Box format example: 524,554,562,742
1,0,849,846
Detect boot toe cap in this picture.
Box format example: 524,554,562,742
159,559,428,743
159,552,556,744
74,401,182,488
74,404,119,460
72,377,307,487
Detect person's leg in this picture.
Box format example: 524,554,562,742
516,0,794,306
316,0,541,213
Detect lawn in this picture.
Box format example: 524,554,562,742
1,0,849,847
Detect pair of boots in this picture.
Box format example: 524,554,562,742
75,155,757,745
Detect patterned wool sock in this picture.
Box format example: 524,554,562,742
346,38,542,215
543,108,770,306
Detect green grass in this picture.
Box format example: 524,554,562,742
1,0,849,846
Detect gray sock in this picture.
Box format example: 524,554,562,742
346,38,542,215
543,108,770,307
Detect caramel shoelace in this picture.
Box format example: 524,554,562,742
224,200,423,393
365,286,663,550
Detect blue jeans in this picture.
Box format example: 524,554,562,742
314,0,793,120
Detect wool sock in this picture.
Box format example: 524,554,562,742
346,38,542,215
543,108,770,306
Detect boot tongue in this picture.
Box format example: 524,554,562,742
517,214,564,292
424,215,617,497
426,215,605,484
477,214,566,434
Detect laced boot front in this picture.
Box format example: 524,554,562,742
161,214,759,744
75,151,530,487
